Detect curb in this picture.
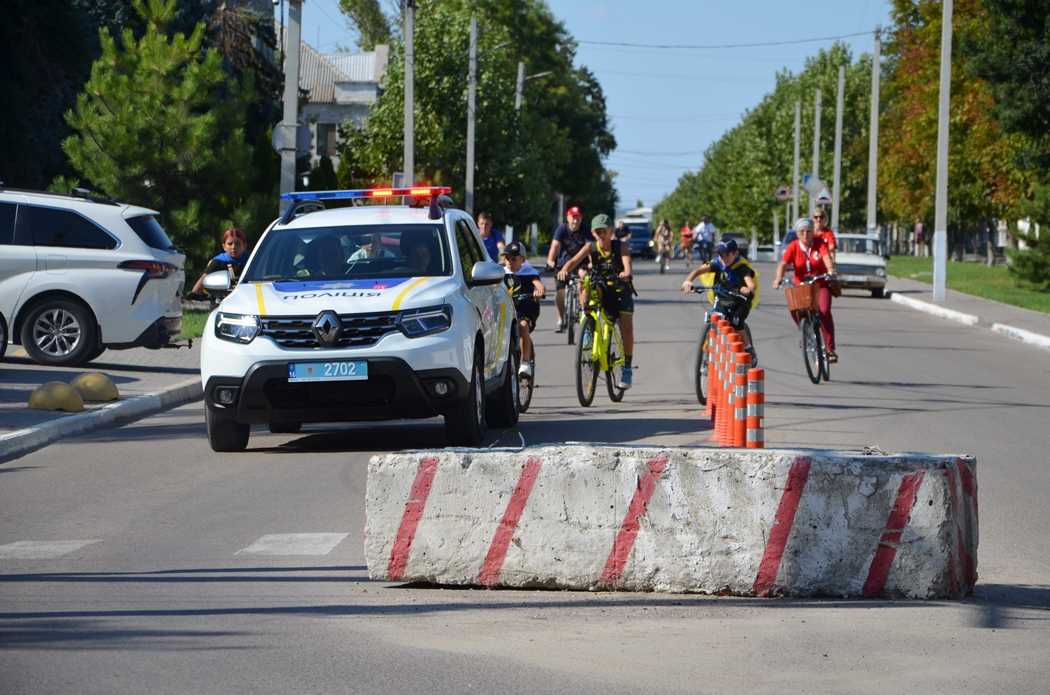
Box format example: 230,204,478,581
889,292,980,326
990,323,1050,351
0,377,203,464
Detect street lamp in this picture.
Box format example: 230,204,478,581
515,62,553,112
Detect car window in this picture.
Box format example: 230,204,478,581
127,215,176,251
454,219,484,281
23,205,117,250
242,223,451,282
0,202,15,245
625,223,650,239
839,238,882,255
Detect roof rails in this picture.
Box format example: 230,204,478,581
278,186,454,224
0,184,120,206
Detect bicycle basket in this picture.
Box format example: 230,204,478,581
785,283,819,312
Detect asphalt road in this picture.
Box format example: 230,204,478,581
2,261,1049,694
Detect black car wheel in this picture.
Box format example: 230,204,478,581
20,298,99,366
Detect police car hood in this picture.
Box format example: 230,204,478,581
221,276,458,316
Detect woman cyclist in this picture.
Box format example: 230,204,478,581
773,217,839,363
654,219,673,267
557,214,635,389
501,242,545,379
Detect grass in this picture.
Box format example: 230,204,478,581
887,256,1050,314
179,309,211,340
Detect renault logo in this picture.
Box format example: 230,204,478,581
312,310,342,347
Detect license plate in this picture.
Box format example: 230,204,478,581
841,274,867,283
288,360,368,382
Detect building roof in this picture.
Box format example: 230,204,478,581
324,51,379,82
276,23,388,104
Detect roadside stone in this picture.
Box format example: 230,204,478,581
28,382,85,412
71,372,120,402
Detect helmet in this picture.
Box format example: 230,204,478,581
566,206,582,219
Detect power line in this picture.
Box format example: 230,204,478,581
616,149,704,157
578,30,874,50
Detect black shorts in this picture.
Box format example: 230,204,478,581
591,281,634,317
514,298,540,332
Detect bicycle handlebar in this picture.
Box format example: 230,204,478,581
689,285,749,302
776,273,836,289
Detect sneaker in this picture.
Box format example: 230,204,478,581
827,351,838,364
518,362,533,378
554,320,566,333
617,366,633,390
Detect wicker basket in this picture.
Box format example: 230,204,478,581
785,283,819,313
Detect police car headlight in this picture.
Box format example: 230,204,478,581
875,267,886,277
215,312,260,344
398,305,452,338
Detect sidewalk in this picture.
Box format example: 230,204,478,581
888,276,1050,350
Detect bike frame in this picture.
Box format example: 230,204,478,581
581,275,626,372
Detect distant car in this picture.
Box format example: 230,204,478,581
0,187,185,365
833,234,888,297
620,219,653,258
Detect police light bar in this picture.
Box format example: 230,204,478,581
280,186,451,202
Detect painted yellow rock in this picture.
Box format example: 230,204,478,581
71,372,119,402
28,382,85,412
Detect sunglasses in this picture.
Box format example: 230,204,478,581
813,214,825,219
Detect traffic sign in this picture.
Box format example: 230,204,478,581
804,175,826,195
815,187,832,205
774,185,792,202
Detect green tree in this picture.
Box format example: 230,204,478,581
62,0,269,276
339,0,392,51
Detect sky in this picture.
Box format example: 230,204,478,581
285,0,893,211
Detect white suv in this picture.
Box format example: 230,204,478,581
0,187,185,365
199,188,519,451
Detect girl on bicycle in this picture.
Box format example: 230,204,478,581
773,217,839,362
557,214,635,388
501,242,545,379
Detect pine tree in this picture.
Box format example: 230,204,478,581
62,0,266,276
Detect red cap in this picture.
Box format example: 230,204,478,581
566,206,582,219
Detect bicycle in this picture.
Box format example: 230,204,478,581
575,270,630,407
653,241,672,274
781,274,834,384
689,285,755,406
564,273,581,345
510,289,537,413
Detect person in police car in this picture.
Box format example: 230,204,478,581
349,232,396,261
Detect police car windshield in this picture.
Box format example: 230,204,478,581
244,224,452,282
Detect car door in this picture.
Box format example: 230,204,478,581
0,201,38,331
452,216,500,380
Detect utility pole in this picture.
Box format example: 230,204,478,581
514,61,525,111
278,0,303,213
933,3,952,302
403,0,415,187
811,88,821,216
866,26,881,238
465,16,477,215
832,65,845,232
792,101,801,223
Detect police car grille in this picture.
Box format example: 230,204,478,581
260,313,399,348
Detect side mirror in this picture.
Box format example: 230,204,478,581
469,260,505,286
202,270,232,293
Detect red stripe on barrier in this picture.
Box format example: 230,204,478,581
862,471,925,598
599,454,669,586
387,457,439,581
478,457,543,586
752,456,811,596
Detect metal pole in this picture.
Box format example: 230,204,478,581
866,27,881,237
772,210,779,257
811,88,821,217
933,2,952,303
514,61,525,111
403,0,415,186
278,0,302,213
465,16,477,215
832,65,845,232
792,101,801,222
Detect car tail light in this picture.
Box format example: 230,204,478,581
119,260,177,278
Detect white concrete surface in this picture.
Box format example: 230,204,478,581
991,322,1050,351
890,292,980,326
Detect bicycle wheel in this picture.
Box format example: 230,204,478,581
695,323,711,406
567,289,577,345
575,317,598,406
818,323,831,382
801,315,823,384
605,322,626,402
517,357,535,413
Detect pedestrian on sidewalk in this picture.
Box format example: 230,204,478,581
477,211,505,262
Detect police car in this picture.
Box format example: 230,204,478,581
199,187,519,451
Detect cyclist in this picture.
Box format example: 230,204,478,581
545,206,591,332
695,216,716,262
680,222,695,267
501,242,545,378
654,219,673,265
680,238,758,359
812,207,837,261
557,213,635,388
773,217,840,363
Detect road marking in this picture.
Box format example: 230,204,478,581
236,533,349,556
0,540,102,559
478,456,543,586
387,457,439,580
862,471,925,597
752,456,812,596
599,453,669,587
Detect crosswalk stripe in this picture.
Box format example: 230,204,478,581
235,533,349,556
0,540,102,559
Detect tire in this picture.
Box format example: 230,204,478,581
871,288,885,298
20,298,99,367
517,358,535,413
486,336,520,428
819,324,831,382
801,316,823,384
566,291,577,345
605,323,625,403
695,324,711,406
268,422,302,434
206,406,250,452
445,355,486,446
575,317,598,407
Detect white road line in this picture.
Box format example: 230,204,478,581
0,540,102,559
235,533,350,556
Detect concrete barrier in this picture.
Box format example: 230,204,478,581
366,446,977,599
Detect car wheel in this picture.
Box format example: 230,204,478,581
20,298,99,366
871,288,885,298
445,354,486,447
487,333,520,428
206,406,250,452
268,422,302,434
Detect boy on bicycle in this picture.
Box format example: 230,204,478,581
501,242,545,378
680,238,758,359
557,214,635,388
